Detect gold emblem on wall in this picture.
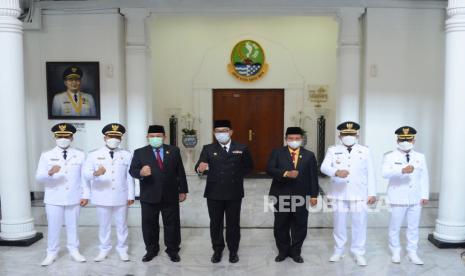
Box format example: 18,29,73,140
227,40,268,82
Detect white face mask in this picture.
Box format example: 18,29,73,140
56,138,71,149
287,140,302,149
341,135,357,147
106,138,121,149
397,141,414,152
215,132,230,144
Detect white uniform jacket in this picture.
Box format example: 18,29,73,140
83,147,135,206
35,147,89,205
382,149,429,205
321,144,377,201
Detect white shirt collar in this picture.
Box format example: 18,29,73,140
220,140,232,152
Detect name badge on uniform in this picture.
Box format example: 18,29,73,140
335,152,343,155
50,158,59,161
232,150,243,154
394,162,402,165
97,157,106,160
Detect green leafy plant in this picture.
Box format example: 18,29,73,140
182,128,197,135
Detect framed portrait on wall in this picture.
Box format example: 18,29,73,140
46,61,101,120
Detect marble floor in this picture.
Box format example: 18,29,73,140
3,177,464,275
0,227,464,276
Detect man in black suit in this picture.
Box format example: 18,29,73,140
195,120,253,263
267,127,319,263
129,125,188,262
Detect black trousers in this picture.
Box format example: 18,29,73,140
273,203,309,257
141,201,181,255
207,199,242,254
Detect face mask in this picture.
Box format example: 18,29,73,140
106,138,121,149
56,138,71,149
215,132,230,144
341,135,357,147
149,137,163,148
287,140,302,149
397,141,413,152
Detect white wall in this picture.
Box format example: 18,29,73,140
22,8,446,194
149,16,339,160
363,8,445,194
24,11,126,191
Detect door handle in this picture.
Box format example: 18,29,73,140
248,129,253,141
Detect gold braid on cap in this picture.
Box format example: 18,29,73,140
105,124,123,136
54,124,73,135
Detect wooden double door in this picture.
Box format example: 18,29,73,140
213,89,284,174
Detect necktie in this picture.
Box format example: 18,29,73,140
223,146,228,153
156,149,164,170
347,147,352,153
406,153,410,163
74,93,78,103
291,151,296,168
63,150,67,160
109,150,114,159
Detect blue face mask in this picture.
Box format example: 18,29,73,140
215,132,230,144
149,137,163,148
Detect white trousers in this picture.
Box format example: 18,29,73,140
96,205,129,254
332,200,367,256
45,204,80,256
389,204,421,255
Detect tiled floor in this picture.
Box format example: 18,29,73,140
1,227,464,276
2,177,464,275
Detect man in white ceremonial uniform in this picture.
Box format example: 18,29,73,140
35,123,89,266
51,66,96,117
382,126,429,265
321,121,377,266
83,123,135,262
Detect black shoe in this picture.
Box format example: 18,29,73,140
211,251,222,263
291,255,304,263
229,253,239,263
142,252,158,262
275,254,287,262
168,252,180,262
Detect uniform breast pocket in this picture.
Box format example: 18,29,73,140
333,158,345,169
115,160,129,168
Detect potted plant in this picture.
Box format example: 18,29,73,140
180,113,200,148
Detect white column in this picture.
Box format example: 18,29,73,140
432,0,465,245
121,8,151,151
0,0,38,242
335,8,364,124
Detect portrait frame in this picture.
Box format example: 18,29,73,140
46,61,101,120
